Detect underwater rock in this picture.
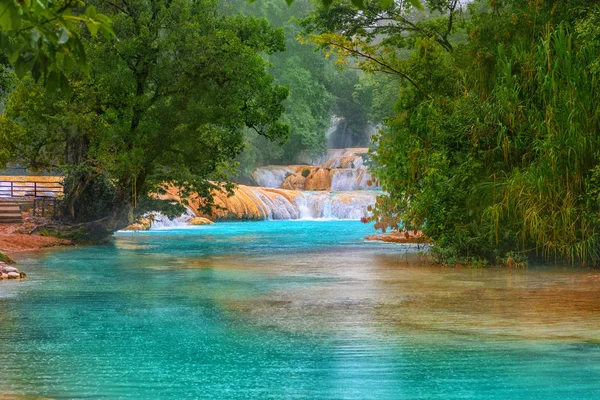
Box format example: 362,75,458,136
19,272,27,279
189,217,214,226
7,271,20,279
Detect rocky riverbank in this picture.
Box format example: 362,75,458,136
364,230,426,244
0,261,26,280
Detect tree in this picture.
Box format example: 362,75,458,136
0,0,289,238
0,0,113,91
364,0,600,265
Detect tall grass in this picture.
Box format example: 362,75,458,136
489,26,600,264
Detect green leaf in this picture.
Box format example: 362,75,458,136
380,0,393,9
407,0,424,11
0,2,20,31
285,0,294,6
34,0,46,12
45,70,59,93
57,27,69,45
15,57,30,79
63,55,74,74
8,48,20,64
31,60,41,82
59,73,71,97
85,5,97,18
351,0,364,8
322,0,333,8
86,21,98,36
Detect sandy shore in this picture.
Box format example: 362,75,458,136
0,223,72,254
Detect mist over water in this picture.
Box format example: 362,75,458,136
1,221,599,399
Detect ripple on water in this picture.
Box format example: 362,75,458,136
0,221,599,399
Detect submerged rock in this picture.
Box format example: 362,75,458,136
7,271,19,279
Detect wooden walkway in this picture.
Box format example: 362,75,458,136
0,177,63,224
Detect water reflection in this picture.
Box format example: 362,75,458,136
0,221,599,399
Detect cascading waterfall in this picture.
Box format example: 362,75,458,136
154,148,382,227
253,166,297,188
149,207,197,229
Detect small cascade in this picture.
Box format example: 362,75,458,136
256,148,380,192
330,169,375,191
149,207,196,229
253,166,297,188
250,189,300,220
159,148,383,222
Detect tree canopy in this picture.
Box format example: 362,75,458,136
0,0,289,237
305,0,600,266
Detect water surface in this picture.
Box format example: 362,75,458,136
0,221,599,399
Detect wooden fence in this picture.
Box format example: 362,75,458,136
32,197,63,218
0,180,63,198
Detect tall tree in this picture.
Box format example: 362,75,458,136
0,0,289,238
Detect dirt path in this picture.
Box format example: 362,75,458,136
0,223,71,254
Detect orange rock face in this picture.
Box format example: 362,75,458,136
280,174,306,190
304,168,332,191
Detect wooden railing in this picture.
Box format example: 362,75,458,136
32,197,63,218
0,181,63,198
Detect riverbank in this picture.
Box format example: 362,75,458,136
364,230,425,244
0,223,72,254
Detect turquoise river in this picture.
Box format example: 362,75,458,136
1,220,600,399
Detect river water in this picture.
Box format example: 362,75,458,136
1,220,599,399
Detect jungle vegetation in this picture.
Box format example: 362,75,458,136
0,0,389,238
230,0,392,182
305,0,600,266
0,0,290,237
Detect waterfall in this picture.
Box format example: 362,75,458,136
330,169,378,191
253,166,296,188
243,188,378,220
250,189,300,220
158,148,383,223
149,207,196,229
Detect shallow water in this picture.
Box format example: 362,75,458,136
1,221,599,399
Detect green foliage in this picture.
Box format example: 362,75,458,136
0,0,113,92
0,0,289,234
133,198,186,220
365,0,600,266
62,168,116,222
307,0,600,266
233,0,333,173
234,0,387,180
0,251,15,264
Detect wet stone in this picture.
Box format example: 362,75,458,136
7,272,20,279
